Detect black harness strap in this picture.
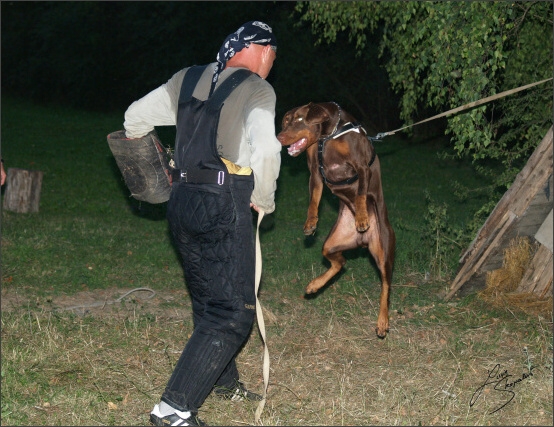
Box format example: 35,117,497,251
317,121,377,186
206,69,252,109
173,67,253,185
179,65,208,104
178,65,252,107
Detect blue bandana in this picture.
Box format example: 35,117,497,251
210,21,277,96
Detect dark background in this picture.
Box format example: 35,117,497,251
1,1,405,135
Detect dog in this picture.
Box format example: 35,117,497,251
277,102,396,338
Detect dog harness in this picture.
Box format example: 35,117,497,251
317,106,377,186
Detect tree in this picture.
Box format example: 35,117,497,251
296,1,552,190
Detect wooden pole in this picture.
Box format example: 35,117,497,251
3,168,44,213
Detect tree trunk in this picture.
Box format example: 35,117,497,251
3,168,44,213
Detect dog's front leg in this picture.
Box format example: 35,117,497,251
354,168,371,232
304,145,323,235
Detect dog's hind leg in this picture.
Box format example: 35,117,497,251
365,201,396,338
305,203,358,294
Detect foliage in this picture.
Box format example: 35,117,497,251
422,190,467,280
296,1,553,188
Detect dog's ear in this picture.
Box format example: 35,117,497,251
282,107,300,129
281,111,292,128
305,103,330,125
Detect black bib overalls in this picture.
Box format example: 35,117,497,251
163,66,257,412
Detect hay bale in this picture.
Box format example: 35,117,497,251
480,237,552,316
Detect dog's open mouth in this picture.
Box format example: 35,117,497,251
287,138,307,156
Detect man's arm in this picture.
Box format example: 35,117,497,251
123,69,185,139
123,86,176,139
247,102,282,214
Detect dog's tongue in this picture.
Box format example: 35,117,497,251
287,138,307,156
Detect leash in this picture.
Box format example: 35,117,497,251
56,287,156,312
254,209,270,425
371,77,553,140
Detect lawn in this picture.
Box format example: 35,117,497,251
1,97,552,426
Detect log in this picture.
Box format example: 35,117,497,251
517,244,553,297
3,168,44,213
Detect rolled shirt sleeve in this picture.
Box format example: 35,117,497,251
123,70,185,139
246,107,282,214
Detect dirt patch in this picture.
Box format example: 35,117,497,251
0,286,193,320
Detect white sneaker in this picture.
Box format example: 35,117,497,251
149,404,205,426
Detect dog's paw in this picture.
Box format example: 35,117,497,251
375,321,389,339
305,281,322,294
375,326,388,339
355,212,370,232
303,218,318,235
303,227,317,236
305,285,316,294
355,220,370,233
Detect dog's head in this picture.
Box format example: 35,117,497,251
277,102,338,157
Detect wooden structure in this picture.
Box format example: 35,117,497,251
445,126,553,300
3,168,44,213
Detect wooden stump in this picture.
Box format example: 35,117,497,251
517,244,553,297
3,168,44,213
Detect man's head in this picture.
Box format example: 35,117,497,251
210,21,277,94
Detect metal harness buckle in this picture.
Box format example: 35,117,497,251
180,171,187,182
217,170,225,185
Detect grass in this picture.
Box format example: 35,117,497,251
1,288,552,426
1,96,484,297
1,97,552,426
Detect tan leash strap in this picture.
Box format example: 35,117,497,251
377,77,553,138
254,210,270,425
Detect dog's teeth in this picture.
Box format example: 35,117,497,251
287,138,307,156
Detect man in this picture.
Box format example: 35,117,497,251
123,21,280,426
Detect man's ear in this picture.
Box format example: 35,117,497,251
262,44,274,60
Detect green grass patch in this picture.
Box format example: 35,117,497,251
2,96,485,298
2,97,551,426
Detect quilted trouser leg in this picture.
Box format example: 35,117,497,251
162,176,255,412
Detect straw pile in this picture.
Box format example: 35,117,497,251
480,237,552,316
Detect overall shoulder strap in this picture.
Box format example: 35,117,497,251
178,65,209,104
207,69,253,109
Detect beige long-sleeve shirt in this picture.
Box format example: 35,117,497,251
123,63,281,214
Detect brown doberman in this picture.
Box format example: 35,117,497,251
277,102,396,338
